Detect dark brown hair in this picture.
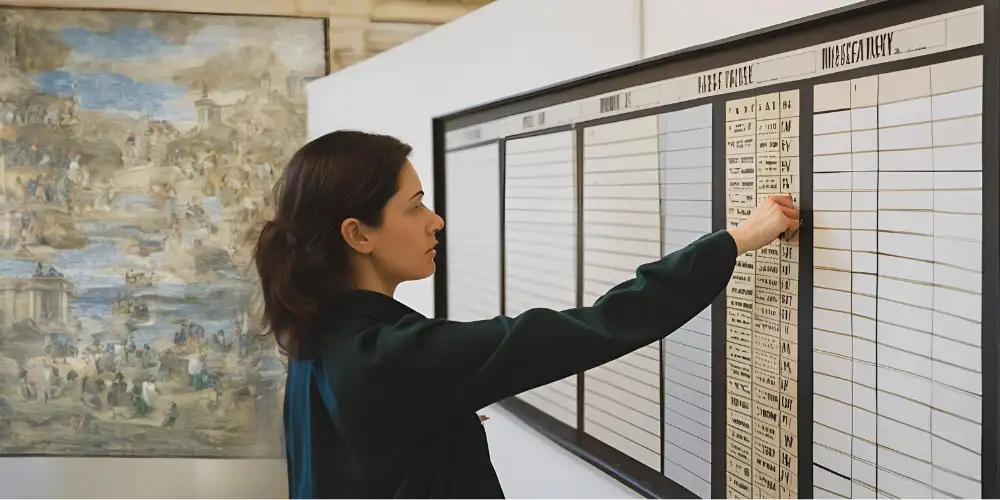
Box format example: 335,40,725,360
254,130,412,358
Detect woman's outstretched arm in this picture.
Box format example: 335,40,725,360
347,195,798,439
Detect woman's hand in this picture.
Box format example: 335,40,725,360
728,194,800,254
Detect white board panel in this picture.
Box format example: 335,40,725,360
505,131,578,427
660,103,714,498
579,105,718,490
445,144,502,322
582,116,662,471
811,55,983,500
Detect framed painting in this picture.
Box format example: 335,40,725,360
0,7,327,457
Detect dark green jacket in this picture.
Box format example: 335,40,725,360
284,229,737,498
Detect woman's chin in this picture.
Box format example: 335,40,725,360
425,253,437,277
407,264,435,282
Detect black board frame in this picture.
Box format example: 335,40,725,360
432,0,1000,497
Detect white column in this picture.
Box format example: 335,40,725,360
1,155,7,202
926,56,984,499
505,131,578,428
660,103,713,498
776,90,801,499
444,144,500,322
811,55,985,499
724,95,758,500
725,90,801,500
61,290,69,324
582,116,661,471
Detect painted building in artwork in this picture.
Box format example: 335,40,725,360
0,274,74,327
195,94,224,129
195,73,300,130
259,72,271,103
0,207,27,240
287,71,305,100
0,12,21,72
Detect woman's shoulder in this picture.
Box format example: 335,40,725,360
305,306,430,370
322,290,435,349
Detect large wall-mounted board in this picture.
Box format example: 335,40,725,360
504,131,579,427
436,1,997,498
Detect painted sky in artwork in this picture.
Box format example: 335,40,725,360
24,18,325,127
60,26,224,60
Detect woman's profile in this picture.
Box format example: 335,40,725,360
254,130,799,499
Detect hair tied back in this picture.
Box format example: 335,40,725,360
254,130,413,359
283,227,298,249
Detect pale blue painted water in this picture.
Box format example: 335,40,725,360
0,194,245,346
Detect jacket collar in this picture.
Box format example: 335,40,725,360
329,289,420,325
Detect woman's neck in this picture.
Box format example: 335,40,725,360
351,261,398,297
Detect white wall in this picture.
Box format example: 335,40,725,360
303,0,873,498
642,0,865,58
308,0,644,316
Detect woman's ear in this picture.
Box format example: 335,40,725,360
341,218,372,254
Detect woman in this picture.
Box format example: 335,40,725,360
254,130,799,498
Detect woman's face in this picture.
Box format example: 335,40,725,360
367,162,445,284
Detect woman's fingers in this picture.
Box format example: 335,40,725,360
769,194,795,208
730,193,804,253
778,205,799,221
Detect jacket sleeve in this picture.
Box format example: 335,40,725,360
377,229,738,418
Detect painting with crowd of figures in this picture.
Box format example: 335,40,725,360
0,8,326,457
